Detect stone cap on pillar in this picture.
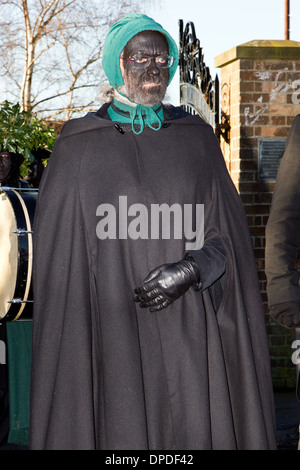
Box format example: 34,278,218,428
215,39,300,68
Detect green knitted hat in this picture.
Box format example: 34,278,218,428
102,14,179,89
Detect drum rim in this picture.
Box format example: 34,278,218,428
12,189,33,321
0,188,36,321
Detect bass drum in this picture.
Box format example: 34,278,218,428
0,187,38,321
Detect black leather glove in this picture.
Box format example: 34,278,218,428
270,301,300,328
134,254,200,312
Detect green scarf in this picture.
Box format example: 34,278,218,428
108,98,164,135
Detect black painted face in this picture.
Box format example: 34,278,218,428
120,31,169,106
0,151,12,183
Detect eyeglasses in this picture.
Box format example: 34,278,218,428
123,55,175,69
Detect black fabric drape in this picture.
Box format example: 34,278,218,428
30,105,277,450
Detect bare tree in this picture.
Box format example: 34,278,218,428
0,0,147,119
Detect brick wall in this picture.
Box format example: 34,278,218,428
215,40,300,390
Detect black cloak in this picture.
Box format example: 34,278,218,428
29,104,277,450
265,114,300,307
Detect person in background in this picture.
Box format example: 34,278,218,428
265,115,300,328
0,151,29,189
265,114,300,450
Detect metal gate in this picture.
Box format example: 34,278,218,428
179,20,219,130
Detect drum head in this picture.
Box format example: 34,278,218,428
0,191,18,319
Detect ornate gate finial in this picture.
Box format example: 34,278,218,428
179,19,230,141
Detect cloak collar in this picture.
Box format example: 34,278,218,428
107,98,164,134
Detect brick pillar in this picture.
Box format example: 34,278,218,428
215,40,300,390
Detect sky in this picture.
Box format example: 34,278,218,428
145,0,300,104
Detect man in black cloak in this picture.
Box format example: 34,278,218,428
29,14,277,450
265,114,300,450
265,114,300,328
